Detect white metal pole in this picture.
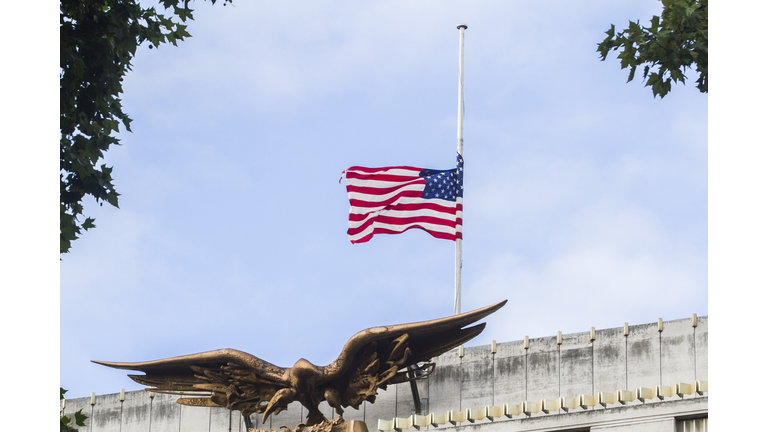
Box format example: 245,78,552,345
455,24,466,316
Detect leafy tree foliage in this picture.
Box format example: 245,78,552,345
60,388,88,432
60,0,231,253
597,0,707,98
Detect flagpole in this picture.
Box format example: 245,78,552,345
455,24,466,316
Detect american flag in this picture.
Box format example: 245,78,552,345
344,154,463,244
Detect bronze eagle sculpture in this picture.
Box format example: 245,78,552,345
94,300,506,426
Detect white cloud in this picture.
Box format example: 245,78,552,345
466,198,705,343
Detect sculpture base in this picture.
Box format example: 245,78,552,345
249,418,368,432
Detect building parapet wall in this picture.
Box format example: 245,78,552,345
62,315,707,432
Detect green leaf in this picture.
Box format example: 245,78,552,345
106,192,120,208
627,65,636,83
82,218,96,230
173,5,194,22
649,15,660,32
670,68,686,83
75,410,88,427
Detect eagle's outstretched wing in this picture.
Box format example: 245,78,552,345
93,348,291,417
94,300,507,424
316,300,507,412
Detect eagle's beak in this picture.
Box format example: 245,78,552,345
262,388,297,423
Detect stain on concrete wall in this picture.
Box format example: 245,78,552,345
560,331,593,398
661,318,696,385
461,345,494,409
694,315,708,382
626,322,661,389
427,348,461,414
493,339,526,406
526,336,559,401
594,326,627,394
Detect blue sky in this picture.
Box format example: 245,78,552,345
10,1,768,429
53,1,714,398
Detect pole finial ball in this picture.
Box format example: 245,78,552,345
457,24,468,30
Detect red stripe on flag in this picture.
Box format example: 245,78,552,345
345,166,423,174
346,178,425,196
347,214,458,237
348,202,457,222
345,172,422,182
351,225,459,244
348,189,425,209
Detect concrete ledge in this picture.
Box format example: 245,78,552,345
377,380,707,431
440,397,707,432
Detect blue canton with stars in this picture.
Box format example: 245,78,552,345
419,153,464,200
